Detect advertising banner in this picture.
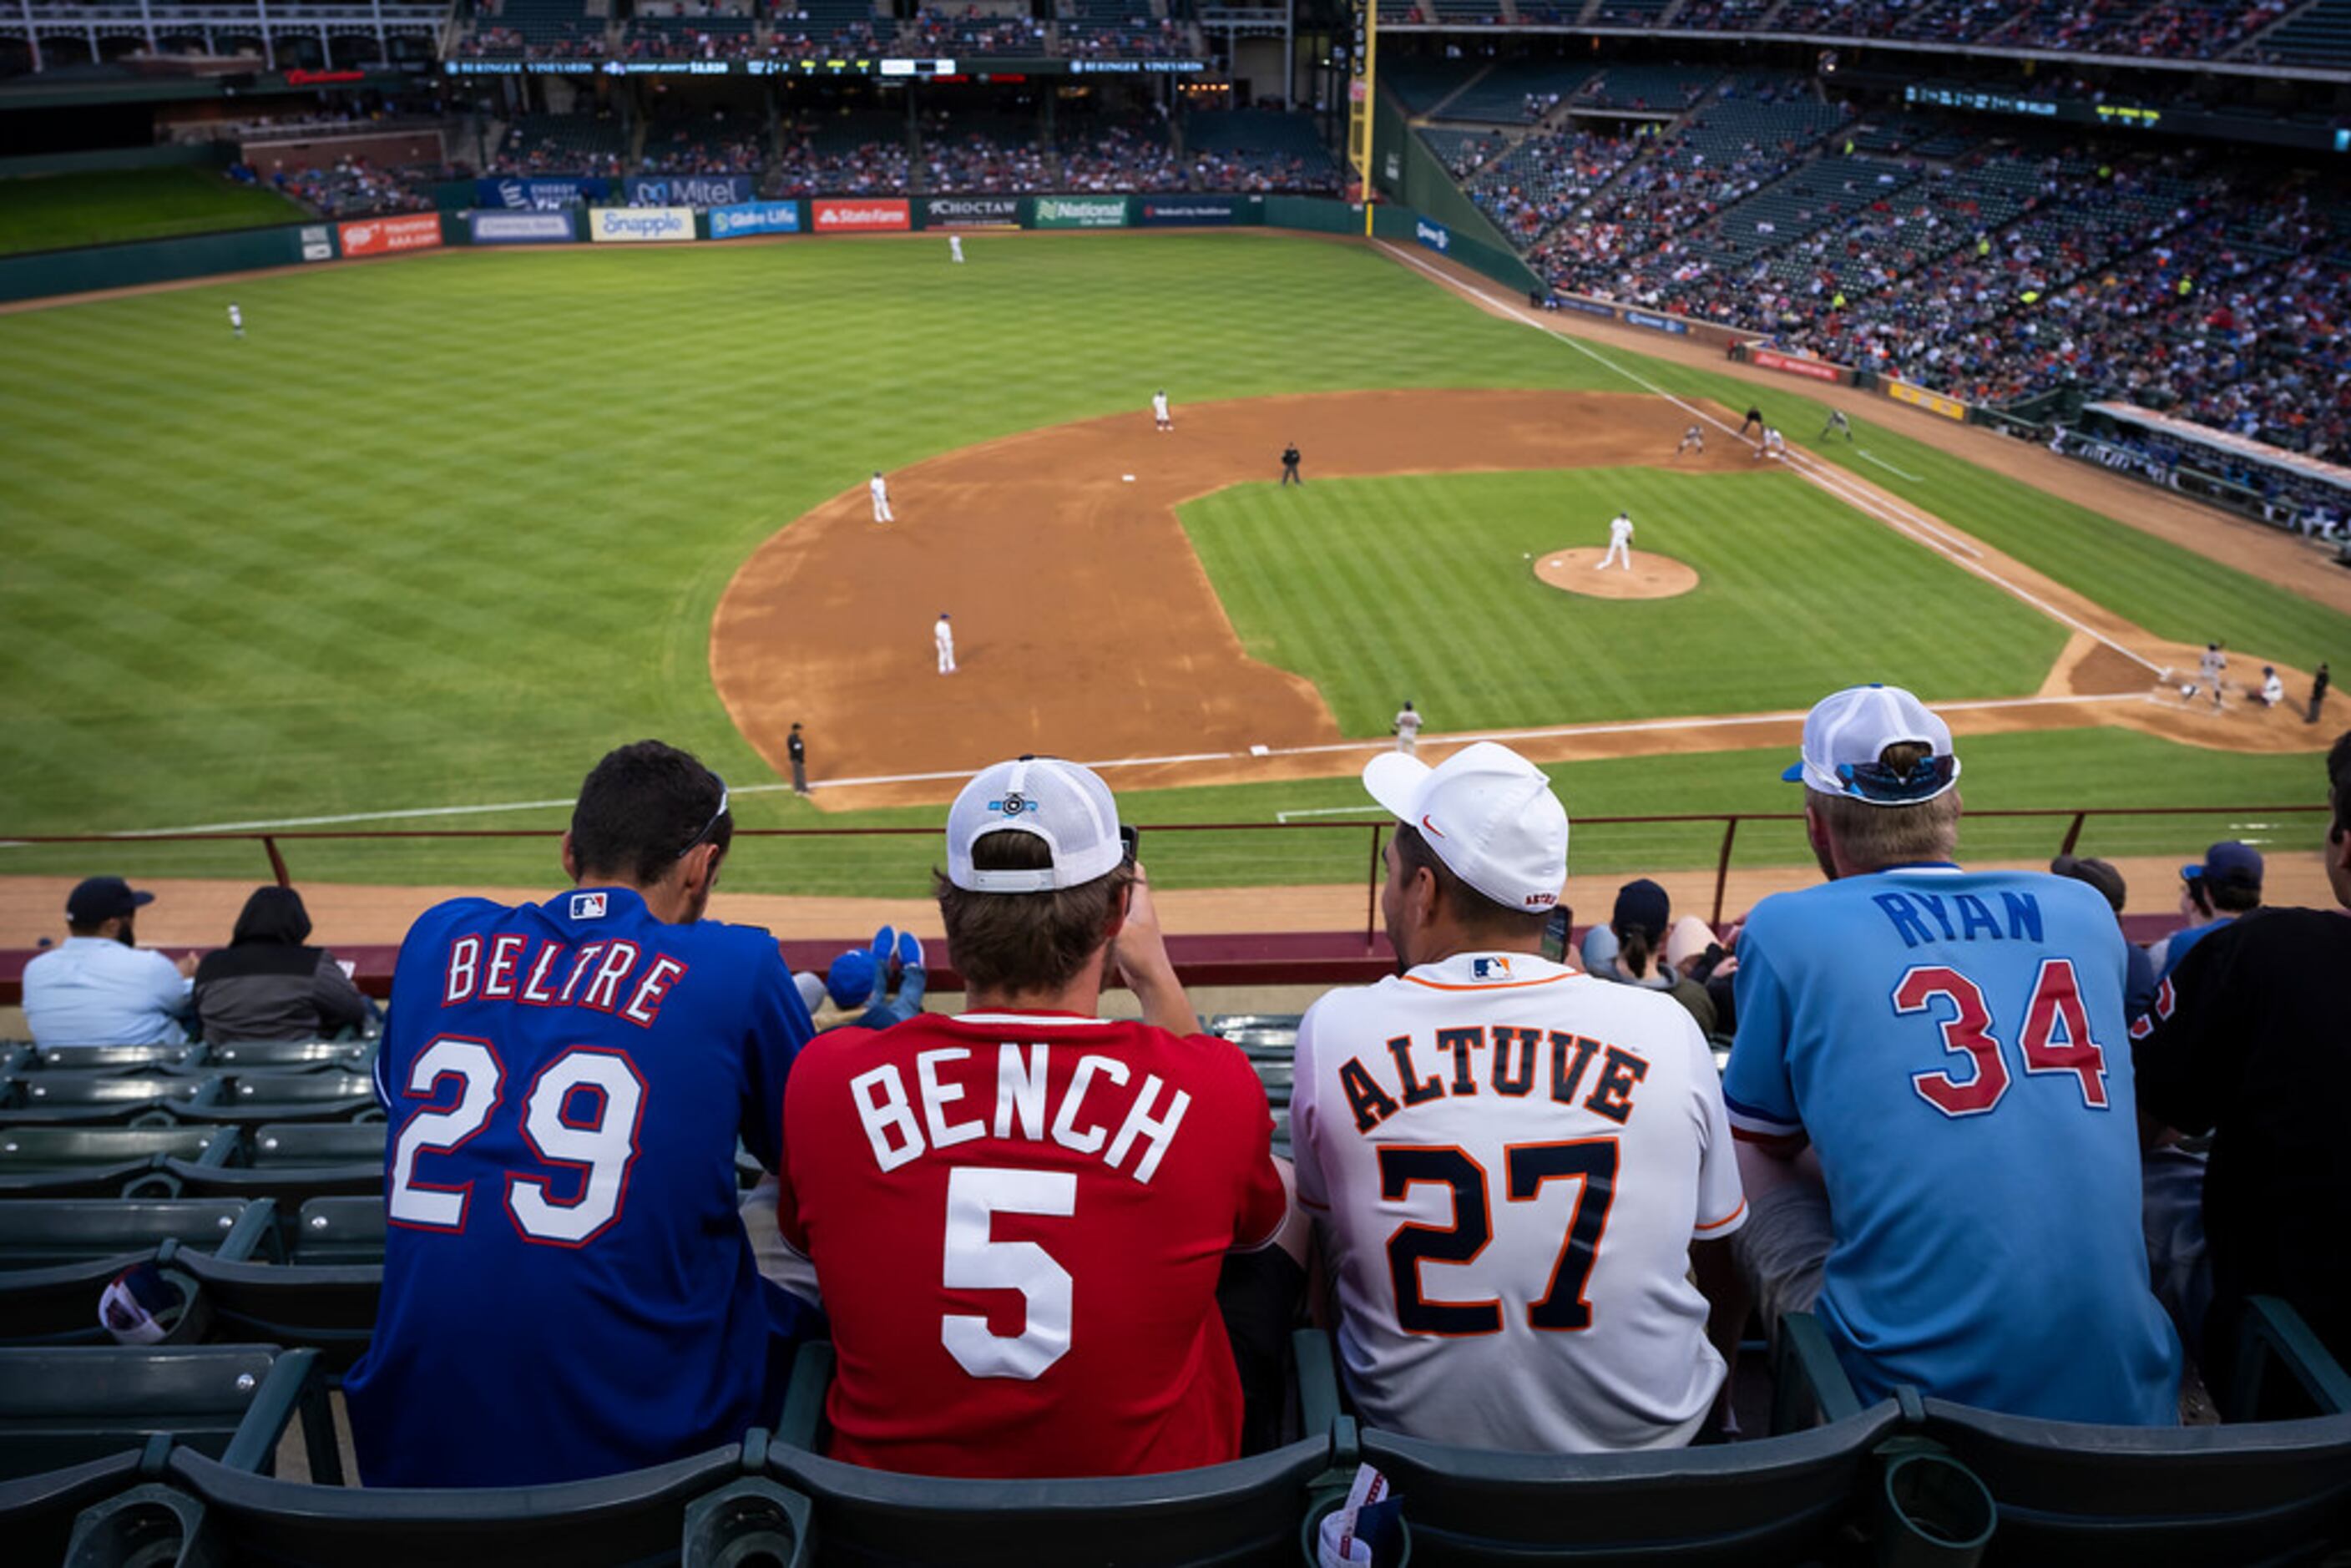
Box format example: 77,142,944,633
1883,377,1969,421
1033,195,1128,230
476,176,611,210
1134,195,1252,226
1413,216,1450,255
1623,309,1690,336
709,200,802,239
921,195,1022,229
1555,296,1615,319
811,198,913,233
297,224,335,262
468,210,577,245
590,206,695,243
624,175,755,209
337,213,445,257
1751,347,1844,385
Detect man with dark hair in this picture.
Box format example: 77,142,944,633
2133,732,2351,1402
1724,685,2179,1424
22,877,198,1046
774,755,1291,1477
2051,852,2156,1019
346,739,819,1487
2148,841,2262,983
1292,742,1747,1452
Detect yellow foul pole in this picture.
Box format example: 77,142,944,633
1347,0,1377,235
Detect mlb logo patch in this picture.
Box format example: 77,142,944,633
570,893,609,921
1472,957,1514,980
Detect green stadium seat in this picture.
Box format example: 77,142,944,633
761,1330,1337,1565
0,1127,222,1201
0,1449,147,1568
0,1198,277,1346
0,1073,225,1128
69,1439,813,1567
205,1072,379,1127
282,1197,385,1267
31,1044,204,1073
208,1040,373,1072
0,1344,335,1481
174,1202,382,1366
164,1124,384,1206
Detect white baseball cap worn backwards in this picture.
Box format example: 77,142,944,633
1783,683,1961,805
1363,741,1568,911
947,756,1126,893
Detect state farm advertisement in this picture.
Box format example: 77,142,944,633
337,213,444,257
812,198,911,233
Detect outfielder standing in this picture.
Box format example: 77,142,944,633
1392,701,1421,756
1293,742,1747,1450
933,612,956,675
1597,511,1636,571
869,471,894,524
227,302,244,340
1152,389,1172,432
948,234,964,264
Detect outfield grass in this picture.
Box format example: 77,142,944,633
0,168,307,255
1181,468,2065,736
2,230,2343,867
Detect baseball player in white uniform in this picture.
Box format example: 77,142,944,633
933,612,955,675
1292,741,1747,1452
1675,424,1704,458
869,471,894,524
1392,701,1422,755
948,234,964,264
1760,427,1787,462
1598,512,1635,571
228,303,244,340
1152,390,1172,432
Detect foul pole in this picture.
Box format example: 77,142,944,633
1347,0,1377,235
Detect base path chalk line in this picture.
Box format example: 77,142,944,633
63,693,2146,840
1857,450,1925,483
1373,242,2165,680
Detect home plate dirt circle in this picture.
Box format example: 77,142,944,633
1534,548,1700,599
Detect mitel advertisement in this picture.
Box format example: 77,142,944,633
812,198,912,233
922,195,1021,229
1414,217,1451,254
590,205,695,243
1134,195,1251,226
338,213,445,257
468,210,577,244
710,200,802,239
1032,195,1128,230
477,176,611,210
1623,309,1691,336
624,175,755,209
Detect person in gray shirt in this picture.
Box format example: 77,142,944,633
193,885,370,1043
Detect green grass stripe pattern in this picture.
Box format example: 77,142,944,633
0,167,308,255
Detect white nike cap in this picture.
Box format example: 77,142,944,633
946,756,1126,893
1363,741,1567,911
1782,683,1961,804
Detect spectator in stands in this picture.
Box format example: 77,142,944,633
346,741,821,1487
814,926,928,1033
1293,743,1747,1451
2133,731,2351,1404
1582,878,1718,1034
21,878,196,1047
2147,841,2262,981
191,885,371,1044
2051,852,2155,1019
1724,684,2181,1423
773,756,1293,1476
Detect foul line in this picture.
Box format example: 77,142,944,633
1857,450,1925,483
1369,242,2164,679
40,694,2146,839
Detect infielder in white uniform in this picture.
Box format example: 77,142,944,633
1760,427,1787,462
933,612,955,675
1152,390,1172,432
1393,701,1422,755
948,234,964,264
1598,512,1636,571
869,471,894,524
228,303,244,340
1292,741,1747,1452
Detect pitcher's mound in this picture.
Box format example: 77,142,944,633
1536,549,1699,599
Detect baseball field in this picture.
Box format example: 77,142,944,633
2,228,2343,939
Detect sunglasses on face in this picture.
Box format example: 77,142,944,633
678,774,730,858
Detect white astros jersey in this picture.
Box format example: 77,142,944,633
1292,951,1746,1452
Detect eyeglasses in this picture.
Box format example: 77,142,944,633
1834,753,1955,804
678,773,730,858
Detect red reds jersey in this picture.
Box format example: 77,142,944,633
776,1009,1289,1478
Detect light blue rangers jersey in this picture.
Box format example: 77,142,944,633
1724,865,2179,1424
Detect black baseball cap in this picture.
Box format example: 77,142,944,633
67,877,155,924
1611,878,1671,939
2050,853,2126,913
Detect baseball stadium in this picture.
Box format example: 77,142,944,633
1,0,2348,1555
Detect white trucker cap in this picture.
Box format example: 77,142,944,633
1363,741,1567,911
946,756,1126,893
1782,683,1961,804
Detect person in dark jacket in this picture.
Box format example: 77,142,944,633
193,886,370,1042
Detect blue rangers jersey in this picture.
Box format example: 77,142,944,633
346,885,817,1485
1723,865,2179,1424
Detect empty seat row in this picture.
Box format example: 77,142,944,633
9,1039,372,1075
2,1124,384,1202
0,1071,379,1130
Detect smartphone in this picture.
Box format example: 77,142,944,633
1540,906,1571,964
1119,824,1140,864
